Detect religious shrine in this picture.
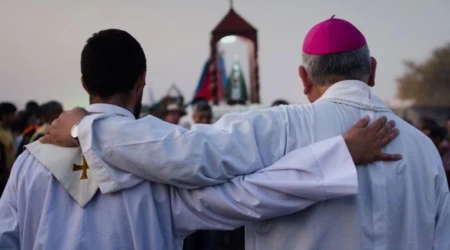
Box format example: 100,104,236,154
193,0,260,106
143,1,268,123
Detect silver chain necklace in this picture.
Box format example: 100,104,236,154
319,97,392,112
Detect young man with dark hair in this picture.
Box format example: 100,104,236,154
0,29,399,250
81,29,146,101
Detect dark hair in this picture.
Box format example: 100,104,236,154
420,117,437,130
191,97,208,106
81,29,146,98
422,121,446,141
193,101,212,113
40,101,63,121
271,99,289,106
11,111,25,133
0,102,17,117
25,101,39,111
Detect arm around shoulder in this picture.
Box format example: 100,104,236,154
169,135,357,237
78,109,288,189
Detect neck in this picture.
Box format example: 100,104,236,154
90,95,135,114
312,79,368,101
309,85,332,102
317,85,331,96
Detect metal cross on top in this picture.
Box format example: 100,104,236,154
73,156,89,180
229,0,233,9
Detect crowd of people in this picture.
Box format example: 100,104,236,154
0,16,449,250
0,100,63,193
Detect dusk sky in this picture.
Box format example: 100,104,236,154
1,0,450,109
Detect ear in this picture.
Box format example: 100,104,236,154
368,57,377,87
299,66,312,95
135,72,146,95
81,76,89,93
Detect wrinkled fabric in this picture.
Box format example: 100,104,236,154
79,81,450,249
243,81,450,250
0,104,358,250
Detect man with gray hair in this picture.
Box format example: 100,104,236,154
280,16,448,249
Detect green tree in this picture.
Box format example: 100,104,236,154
397,43,450,105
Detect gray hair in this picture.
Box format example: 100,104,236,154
302,44,371,85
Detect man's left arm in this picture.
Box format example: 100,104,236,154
170,136,358,238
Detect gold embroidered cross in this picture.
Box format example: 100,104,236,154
73,156,89,180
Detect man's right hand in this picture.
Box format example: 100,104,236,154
40,108,89,147
344,116,402,165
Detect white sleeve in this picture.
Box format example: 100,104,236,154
0,155,24,249
170,136,358,237
79,107,293,190
433,164,450,250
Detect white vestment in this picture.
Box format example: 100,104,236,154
74,81,450,249
0,103,358,250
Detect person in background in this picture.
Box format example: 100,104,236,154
0,103,16,197
161,101,186,125
30,101,63,142
179,97,210,129
11,111,26,148
418,117,446,149
192,101,213,125
25,101,39,114
441,116,450,152
419,117,450,188
0,103,17,170
184,100,245,250
0,143,6,196
271,99,289,107
16,108,41,156
24,101,41,126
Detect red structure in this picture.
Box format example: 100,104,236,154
192,53,227,103
209,4,259,105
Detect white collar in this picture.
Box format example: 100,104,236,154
25,104,134,208
86,103,135,119
316,80,392,112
